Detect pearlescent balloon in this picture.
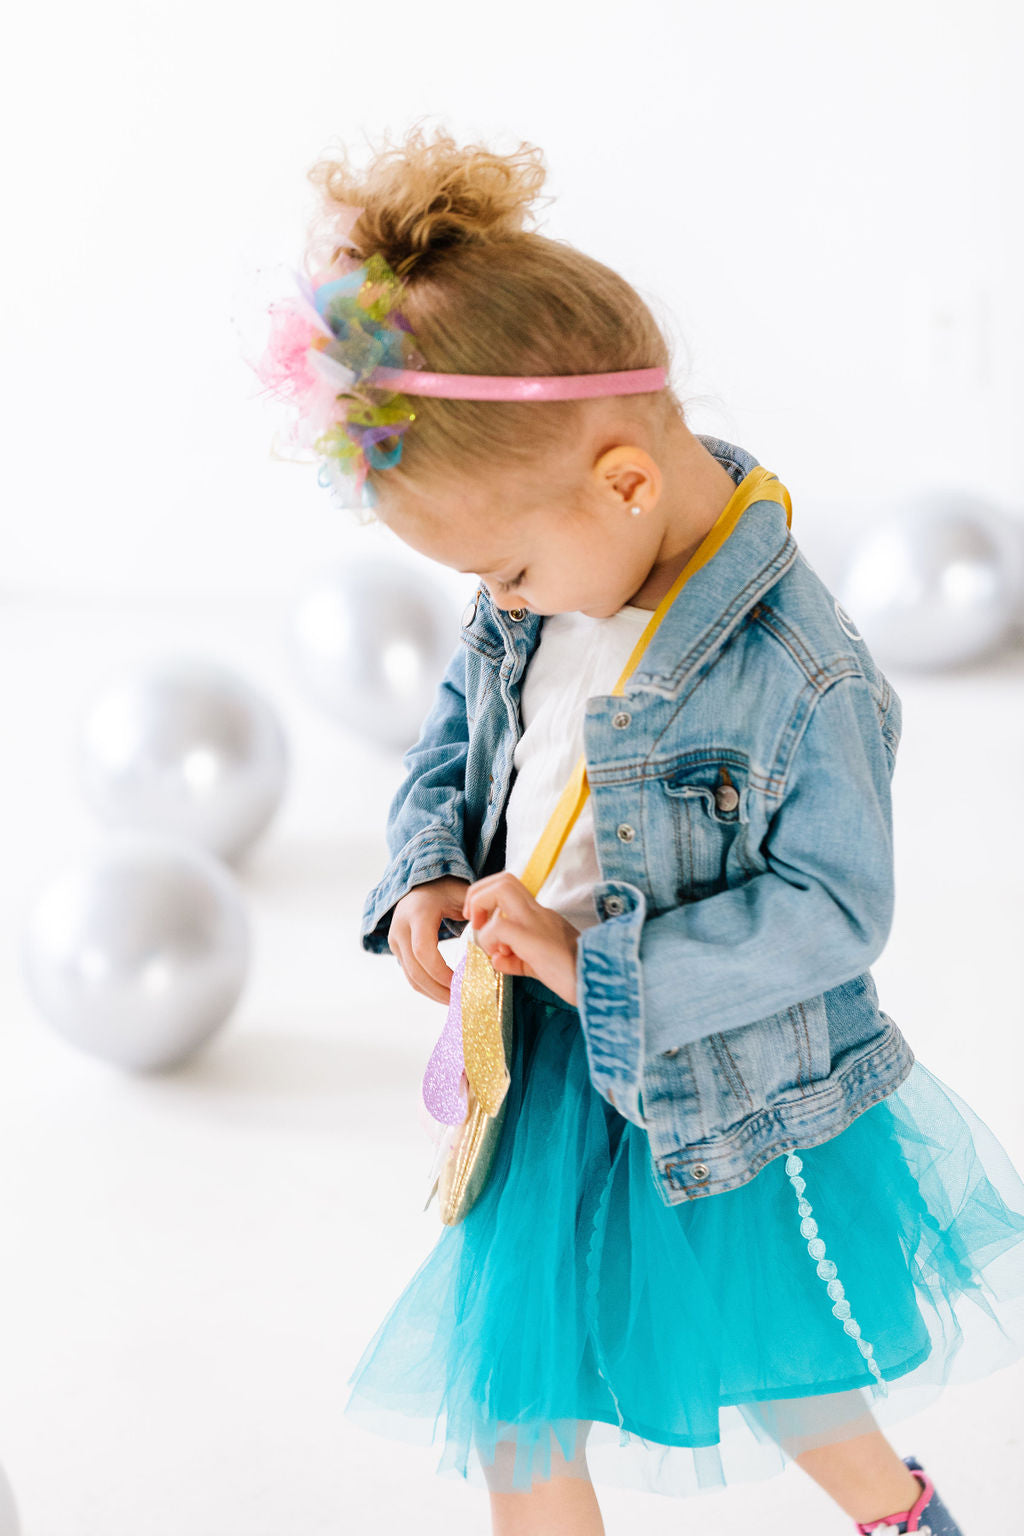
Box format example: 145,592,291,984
76,657,288,864
22,832,250,1072
286,556,460,750
0,1461,20,1536
836,499,1020,671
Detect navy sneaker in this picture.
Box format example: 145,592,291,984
854,1455,965,1534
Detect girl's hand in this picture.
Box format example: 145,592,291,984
462,872,579,1008
389,876,473,1004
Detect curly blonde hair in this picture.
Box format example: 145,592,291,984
303,120,686,513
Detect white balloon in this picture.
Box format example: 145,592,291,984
836,498,1020,671
286,555,460,750
0,1460,20,1536
77,658,289,863
21,832,250,1072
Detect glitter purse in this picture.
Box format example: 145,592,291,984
419,463,793,1225
421,929,515,1226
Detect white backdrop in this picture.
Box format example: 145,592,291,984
1,7,1023,1533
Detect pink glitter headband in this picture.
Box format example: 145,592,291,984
248,201,669,510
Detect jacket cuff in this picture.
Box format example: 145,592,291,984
361,827,475,955
575,879,649,1127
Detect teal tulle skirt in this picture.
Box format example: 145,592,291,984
343,975,1024,1498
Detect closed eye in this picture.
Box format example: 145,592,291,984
496,570,526,592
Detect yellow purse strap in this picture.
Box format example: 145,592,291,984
517,464,792,900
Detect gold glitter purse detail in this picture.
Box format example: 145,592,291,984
421,464,793,1226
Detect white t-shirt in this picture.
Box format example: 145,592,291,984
503,604,655,934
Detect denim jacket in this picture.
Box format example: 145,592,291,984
361,434,916,1206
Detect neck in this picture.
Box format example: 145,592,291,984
625,425,739,610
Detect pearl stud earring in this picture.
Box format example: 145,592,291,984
630,505,641,516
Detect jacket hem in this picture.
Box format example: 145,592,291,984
647,1019,916,1206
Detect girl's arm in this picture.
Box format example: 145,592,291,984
361,639,476,955
575,672,898,1101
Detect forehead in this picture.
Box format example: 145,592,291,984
375,483,536,575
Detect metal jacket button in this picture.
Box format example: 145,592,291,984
461,600,477,626
612,711,631,728
663,1046,680,1057
509,607,526,621
715,784,740,812
691,1163,710,1181
603,894,626,915
616,823,635,841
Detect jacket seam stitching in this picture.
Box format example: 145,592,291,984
643,534,796,688
750,600,826,685
767,667,865,790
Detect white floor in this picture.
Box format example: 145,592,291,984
1,594,1022,1535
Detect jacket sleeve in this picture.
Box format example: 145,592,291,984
574,672,897,1110
361,637,475,955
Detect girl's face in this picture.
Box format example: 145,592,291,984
375,487,662,619
372,423,674,619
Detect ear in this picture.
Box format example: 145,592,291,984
592,444,661,510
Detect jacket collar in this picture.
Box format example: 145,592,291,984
470,434,797,698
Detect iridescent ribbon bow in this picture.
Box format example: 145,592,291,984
252,203,420,507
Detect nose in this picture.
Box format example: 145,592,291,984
486,588,525,613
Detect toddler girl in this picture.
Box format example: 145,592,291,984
256,122,1024,1534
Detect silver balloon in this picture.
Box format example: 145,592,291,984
836,498,1021,671
0,1461,19,1536
286,555,459,750
77,658,289,863
21,832,250,1072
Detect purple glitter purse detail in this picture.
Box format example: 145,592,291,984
421,946,470,1126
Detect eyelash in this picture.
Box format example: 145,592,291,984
496,570,526,592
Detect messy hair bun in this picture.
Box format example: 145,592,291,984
303,120,682,504
306,122,550,282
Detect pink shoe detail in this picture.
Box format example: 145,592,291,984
855,1468,935,1533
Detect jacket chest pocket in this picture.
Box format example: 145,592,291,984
658,759,756,900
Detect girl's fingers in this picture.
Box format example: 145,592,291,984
461,871,524,917
401,953,449,1004
467,886,529,932
395,918,454,1004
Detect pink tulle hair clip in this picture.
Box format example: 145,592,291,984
248,203,421,509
